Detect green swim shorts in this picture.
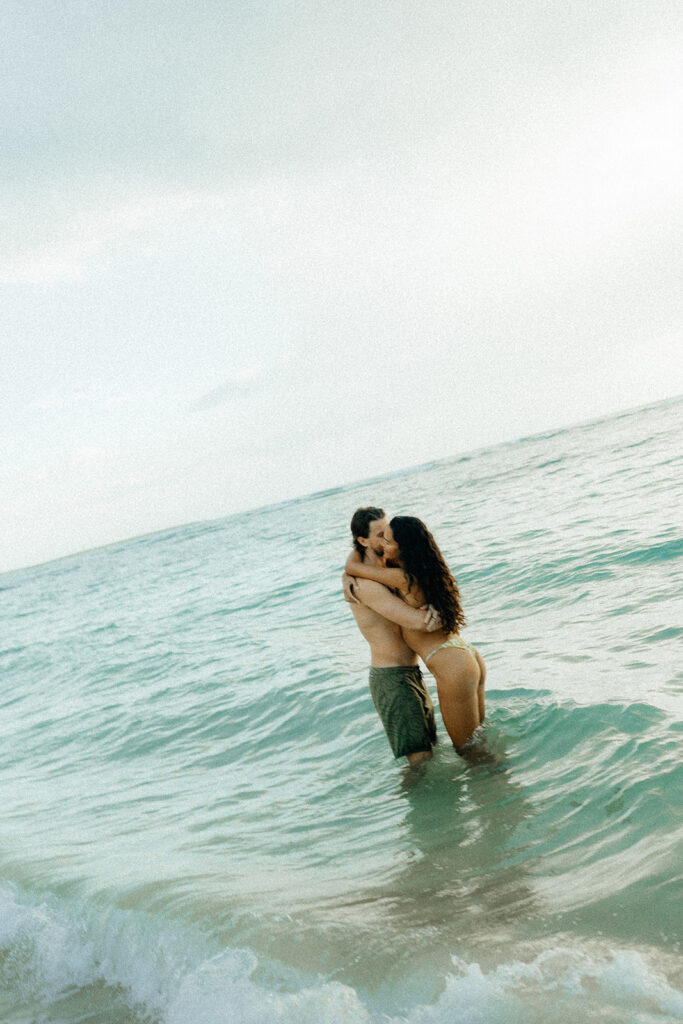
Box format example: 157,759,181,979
369,665,437,758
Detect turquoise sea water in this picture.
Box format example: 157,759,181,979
1,397,682,1024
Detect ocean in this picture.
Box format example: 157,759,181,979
1,396,681,1024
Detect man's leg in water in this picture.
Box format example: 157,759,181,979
407,749,433,765
369,666,437,763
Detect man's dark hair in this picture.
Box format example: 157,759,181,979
350,507,385,557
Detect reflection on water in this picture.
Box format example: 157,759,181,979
218,726,541,1008
397,729,538,937
257,729,542,1009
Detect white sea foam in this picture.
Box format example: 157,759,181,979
2,885,681,1024
0,885,95,1002
412,949,683,1023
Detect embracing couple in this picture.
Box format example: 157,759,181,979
343,507,486,764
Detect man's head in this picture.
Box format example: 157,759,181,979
350,507,387,559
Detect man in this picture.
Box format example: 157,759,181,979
342,507,440,765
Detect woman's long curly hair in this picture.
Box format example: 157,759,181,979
390,516,466,635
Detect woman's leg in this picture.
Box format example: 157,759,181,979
432,650,481,750
475,649,486,723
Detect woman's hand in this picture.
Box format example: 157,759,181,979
421,605,442,632
342,572,359,604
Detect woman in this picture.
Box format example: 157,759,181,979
346,516,485,751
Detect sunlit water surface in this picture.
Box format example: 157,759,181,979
1,397,681,1023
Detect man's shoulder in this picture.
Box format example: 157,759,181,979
353,578,388,598
353,577,403,621
350,582,402,635
347,578,391,621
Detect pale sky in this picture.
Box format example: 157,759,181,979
2,0,682,572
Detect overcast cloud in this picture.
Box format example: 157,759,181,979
1,0,682,570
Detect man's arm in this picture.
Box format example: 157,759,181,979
344,550,408,592
353,578,441,632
